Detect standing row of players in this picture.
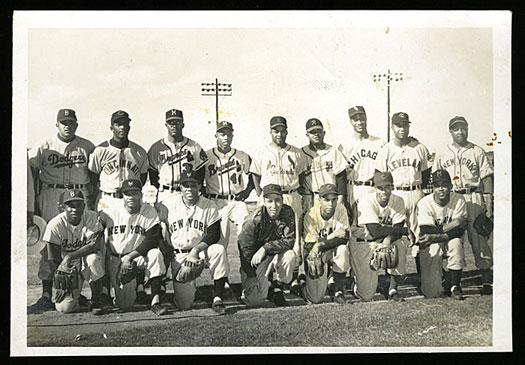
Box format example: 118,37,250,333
27,106,494,314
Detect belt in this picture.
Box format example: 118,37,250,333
454,187,477,194
103,191,123,198
46,183,85,189
162,184,181,192
205,193,236,200
353,180,374,187
282,188,297,194
395,184,422,191
356,237,374,242
173,248,192,254
109,251,131,258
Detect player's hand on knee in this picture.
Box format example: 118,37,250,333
251,247,266,267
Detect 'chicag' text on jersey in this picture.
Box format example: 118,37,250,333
338,134,385,183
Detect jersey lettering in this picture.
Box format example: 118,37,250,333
389,158,421,170
47,153,87,168
102,158,140,175
168,218,206,233
61,236,88,252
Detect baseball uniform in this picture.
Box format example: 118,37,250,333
204,147,251,247
44,209,105,313
157,194,227,310
432,142,494,270
350,192,408,301
301,144,347,195
148,137,208,202
417,192,468,298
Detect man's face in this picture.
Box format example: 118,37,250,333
375,184,394,205
350,113,367,134
433,181,452,201
449,125,468,145
56,120,78,140
123,190,142,210
110,120,131,139
63,200,85,223
263,195,283,219
392,122,410,140
270,126,287,145
320,194,338,217
165,119,184,138
181,181,201,201
216,129,233,150
306,128,325,145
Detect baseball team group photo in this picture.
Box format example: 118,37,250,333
13,12,512,352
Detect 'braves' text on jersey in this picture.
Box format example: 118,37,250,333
339,135,385,183
204,148,251,195
303,203,350,243
358,193,406,240
301,144,347,193
417,192,468,228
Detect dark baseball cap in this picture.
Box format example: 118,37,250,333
348,106,366,118
306,118,324,132
270,116,287,129
373,171,394,188
60,189,84,204
166,109,184,122
217,121,233,132
432,169,452,185
262,184,283,198
319,183,338,198
57,109,77,123
392,112,410,125
121,179,143,194
111,110,131,123
179,171,200,185
449,116,468,129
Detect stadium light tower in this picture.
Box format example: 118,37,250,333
373,69,404,142
201,78,232,125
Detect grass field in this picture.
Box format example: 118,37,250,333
26,202,493,348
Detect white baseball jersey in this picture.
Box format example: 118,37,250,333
338,134,386,182
100,203,160,255
88,140,148,193
358,193,406,240
158,195,221,250
250,144,307,190
204,148,251,195
29,135,95,185
375,139,430,186
417,192,468,228
301,144,347,193
44,210,103,256
432,142,494,190
303,203,350,243
148,137,208,187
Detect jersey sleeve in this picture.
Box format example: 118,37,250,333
391,196,407,225
374,145,388,172
358,197,380,225
420,143,431,171
88,147,102,174
477,147,494,179
332,147,348,176
241,151,252,174
452,195,468,220
138,145,149,174
296,150,308,175
431,150,443,172
207,200,221,227
303,210,319,242
249,149,262,175
417,197,436,227
147,142,160,172
332,205,350,233
42,219,63,246
195,144,209,170
28,142,43,170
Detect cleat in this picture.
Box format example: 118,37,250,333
271,289,288,307
212,297,226,314
27,296,54,314
290,280,302,297
99,293,114,308
267,286,275,301
89,301,104,315
150,303,167,316
78,294,89,307
334,291,348,305
388,290,404,302
135,291,149,305
481,284,493,295
327,281,336,301
450,286,465,301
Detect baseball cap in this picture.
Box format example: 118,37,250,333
179,171,200,185
262,184,283,198
270,116,287,129
392,112,410,125
121,179,143,194
217,121,233,132
348,106,366,118
449,116,468,129
373,171,394,188
319,183,338,198
306,118,324,132
432,169,452,185
166,109,184,122
60,189,85,204
111,110,131,123
57,109,77,123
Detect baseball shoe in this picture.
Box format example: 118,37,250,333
333,291,348,305
88,301,104,316
388,290,404,302
150,303,167,316
212,297,226,314
27,296,54,314
135,291,149,305
481,284,493,295
78,294,89,307
450,286,465,301
99,293,114,308
327,281,336,301
270,289,288,307
267,286,274,301
290,274,306,298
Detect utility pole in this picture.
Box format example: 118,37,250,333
201,78,232,125
373,70,403,142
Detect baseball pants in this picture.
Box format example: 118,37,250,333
419,238,466,299
393,189,424,256
464,192,493,270
349,238,407,301
212,198,250,248
303,244,350,304
52,253,105,314
170,244,229,310
240,249,297,307
106,248,166,310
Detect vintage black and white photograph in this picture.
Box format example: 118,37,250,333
11,11,512,354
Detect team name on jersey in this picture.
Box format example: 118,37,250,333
106,225,146,236
441,157,478,175
47,153,87,168
208,159,241,176
346,149,378,169
305,161,333,177
103,159,140,175
159,149,194,166
169,218,207,233
266,156,297,175
378,215,393,226
318,226,335,238
388,158,421,171
61,237,88,252
434,216,452,227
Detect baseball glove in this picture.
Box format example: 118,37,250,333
117,260,138,286
305,252,324,280
53,267,79,303
174,257,205,283
370,242,399,271
473,212,494,238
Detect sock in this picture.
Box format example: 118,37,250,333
271,280,283,291
449,269,463,288
292,267,299,282
150,277,163,305
333,272,346,293
101,275,110,295
415,254,421,276
480,269,492,285
42,280,52,298
214,277,227,299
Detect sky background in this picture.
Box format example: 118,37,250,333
26,26,494,155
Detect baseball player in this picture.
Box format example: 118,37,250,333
147,109,208,203
338,106,386,224
156,171,228,313
301,184,351,305
28,190,106,315
238,184,297,307
416,169,469,300
27,108,96,313
99,179,167,315
350,171,414,302
432,116,494,294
